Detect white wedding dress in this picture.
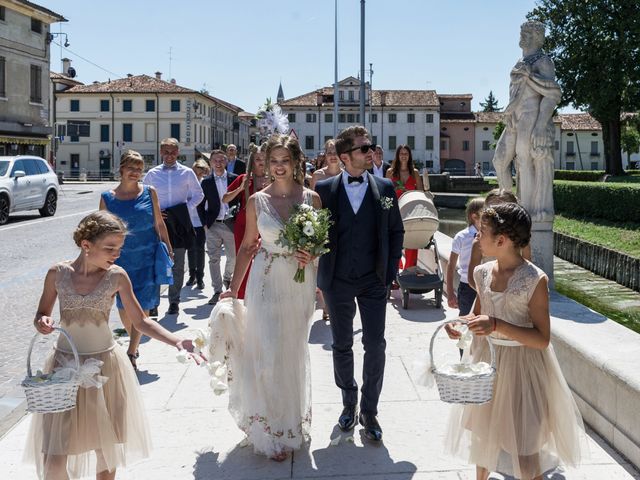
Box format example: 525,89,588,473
214,191,317,457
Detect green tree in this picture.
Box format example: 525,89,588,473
621,124,640,168
480,91,501,112
491,120,506,149
528,1,640,175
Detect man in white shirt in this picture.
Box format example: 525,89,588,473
143,138,204,315
225,144,246,175
368,145,390,178
199,150,238,305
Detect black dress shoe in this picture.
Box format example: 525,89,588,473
196,280,205,290
208,292,221,305
167,302,179,315
359,413,383,442
338,405,357,432
185,274,196,287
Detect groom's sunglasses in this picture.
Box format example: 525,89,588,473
344,144,376,155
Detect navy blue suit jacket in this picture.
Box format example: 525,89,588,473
315,172,404,289
198,173,239,228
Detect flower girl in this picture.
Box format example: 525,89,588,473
24,211,201,479
446,203,583,480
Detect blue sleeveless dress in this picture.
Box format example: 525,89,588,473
101,185,159,310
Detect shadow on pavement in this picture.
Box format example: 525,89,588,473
135,370,160,385
388,294,447,323
193,444,291,479
303,424,418,479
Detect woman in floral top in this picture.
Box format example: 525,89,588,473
386,145,424,270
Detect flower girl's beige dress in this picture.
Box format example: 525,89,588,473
24,262,151,478
447,260,584,478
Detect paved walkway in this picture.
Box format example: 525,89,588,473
1,265,638,479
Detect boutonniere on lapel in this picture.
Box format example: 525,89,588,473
380,196,394,210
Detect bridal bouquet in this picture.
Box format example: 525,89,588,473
276,204,332,283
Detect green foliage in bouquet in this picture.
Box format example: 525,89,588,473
276,204,333,282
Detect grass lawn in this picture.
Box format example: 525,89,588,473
553,214,640,258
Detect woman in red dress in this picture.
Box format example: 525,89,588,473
222,143,269,298
386,145,424,270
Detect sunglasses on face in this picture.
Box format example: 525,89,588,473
344,144,376,154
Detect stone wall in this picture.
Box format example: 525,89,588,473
554,232,640,292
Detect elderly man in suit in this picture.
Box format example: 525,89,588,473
225,144,246,175
199,149,240,305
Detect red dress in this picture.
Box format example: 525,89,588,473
391,173,418,269
227,174,259,299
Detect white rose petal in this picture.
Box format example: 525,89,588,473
214,365,228,378
176,350,189,364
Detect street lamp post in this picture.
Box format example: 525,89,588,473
359,0,366,127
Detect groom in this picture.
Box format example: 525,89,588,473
316,126,404,442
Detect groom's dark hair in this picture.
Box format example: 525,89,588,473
335,126,370,156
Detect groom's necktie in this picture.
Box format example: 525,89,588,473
348,175,364,184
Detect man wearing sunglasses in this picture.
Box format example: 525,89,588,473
316,126,404,443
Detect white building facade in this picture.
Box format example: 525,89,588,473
280,77,441,171
54,74,247,177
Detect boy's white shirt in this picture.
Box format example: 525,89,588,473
451,224,478,283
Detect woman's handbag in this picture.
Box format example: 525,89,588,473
155,241,174,285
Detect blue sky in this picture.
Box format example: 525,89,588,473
40,0,575,113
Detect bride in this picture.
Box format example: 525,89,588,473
219,133,322,461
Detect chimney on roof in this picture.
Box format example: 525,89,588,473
155,71,162,80
170,78,176,84
62,58,71,75
127,73,133,78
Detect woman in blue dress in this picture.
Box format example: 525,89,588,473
100,150,173,369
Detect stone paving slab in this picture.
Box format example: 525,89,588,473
1,264,638,479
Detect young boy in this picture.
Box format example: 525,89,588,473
446,197,484,315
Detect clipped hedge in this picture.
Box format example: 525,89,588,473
554,170,605,181
554,181,640,222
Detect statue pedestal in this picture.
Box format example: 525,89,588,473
530,220,554,286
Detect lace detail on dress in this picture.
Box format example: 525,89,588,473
55,262,119,317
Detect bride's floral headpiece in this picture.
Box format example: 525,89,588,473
255,98,290,138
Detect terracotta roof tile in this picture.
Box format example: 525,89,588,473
63,74,194,94
557,113,601,131
50,71,83,86
280,86,439,107
59,74,246,112
474,112,506,123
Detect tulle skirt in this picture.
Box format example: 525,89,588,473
446,336,585,479
24,345,152,478
228,251,316,457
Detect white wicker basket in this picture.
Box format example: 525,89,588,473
429,320,496,405
22,327,81,414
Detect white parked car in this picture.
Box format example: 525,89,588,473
0,156,59,225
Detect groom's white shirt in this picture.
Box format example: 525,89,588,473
341,170,369,214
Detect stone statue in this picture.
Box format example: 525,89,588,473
493,20,561,223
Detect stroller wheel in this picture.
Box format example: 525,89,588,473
402,290,409,309
435,288,443,309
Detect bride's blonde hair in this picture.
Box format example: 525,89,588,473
265,134,304,185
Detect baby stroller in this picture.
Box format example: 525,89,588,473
395,190,443,309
